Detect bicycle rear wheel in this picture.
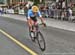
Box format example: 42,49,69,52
36,31,46,51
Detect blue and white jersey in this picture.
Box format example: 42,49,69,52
27,9,42,19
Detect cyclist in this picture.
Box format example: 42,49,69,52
27,5,46,32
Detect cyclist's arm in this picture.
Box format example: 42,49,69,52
27,10,31,20
38,11,45,24
27,10,32,27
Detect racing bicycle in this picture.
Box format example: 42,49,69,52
29,22,46,51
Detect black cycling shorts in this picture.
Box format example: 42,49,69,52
30,16,37,22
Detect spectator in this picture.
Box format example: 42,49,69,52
44,5,49,18
0,7,3,15
62,0,66,9
61,0,66,20
67,7,74,21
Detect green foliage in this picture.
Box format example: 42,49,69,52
29,0,45,5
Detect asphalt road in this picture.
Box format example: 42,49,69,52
0,16,75,55
0,32,30,55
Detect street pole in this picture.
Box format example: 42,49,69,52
66,0,68,20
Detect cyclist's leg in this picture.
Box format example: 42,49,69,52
32,17,38,31
30,19,34,31
27,19,34,32
29,16,37,31
34,20,38,26
34,21,38,31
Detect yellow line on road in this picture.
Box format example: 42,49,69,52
0,29,38,55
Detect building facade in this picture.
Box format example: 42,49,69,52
0,0,28,6
7,0,28,5
0,0,7,6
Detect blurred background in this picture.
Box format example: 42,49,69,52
0,0,75,21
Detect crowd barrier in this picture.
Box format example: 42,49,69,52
41,9,75,22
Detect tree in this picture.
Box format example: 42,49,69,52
29,0,45,5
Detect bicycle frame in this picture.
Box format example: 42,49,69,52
29,23,46,51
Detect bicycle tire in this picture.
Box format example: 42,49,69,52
36,31,46,51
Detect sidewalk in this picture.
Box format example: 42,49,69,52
1,14,75,32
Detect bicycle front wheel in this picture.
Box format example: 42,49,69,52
36,31,46,51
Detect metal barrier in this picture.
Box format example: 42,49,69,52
4,8,75,22
41,8,75,22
